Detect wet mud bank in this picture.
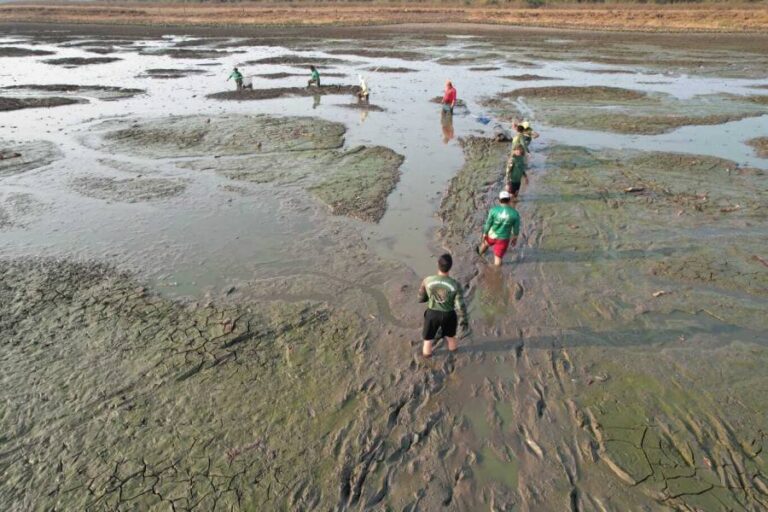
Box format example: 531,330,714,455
42,56,121,66
2,84,144,100
207,85,360,101
0,96,84,111
747,136,768,158
485,86,768,135
0,139,61,176
138,68,208,79
0,46,54,57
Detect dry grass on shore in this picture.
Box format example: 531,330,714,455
1,2,767,32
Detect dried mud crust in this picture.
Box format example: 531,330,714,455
42,56,121,66
70,176,187,203
485,87,768,135
0,257,368,510
0,46,54,57
0,139,61,177
747,136,768,158
0,96,85,111
1,84,144,100
207,85,360,101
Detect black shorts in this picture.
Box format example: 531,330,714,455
422,309,458,340
508,181,521,194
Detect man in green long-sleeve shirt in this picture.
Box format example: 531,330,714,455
307,65,321,88
418,253,468,357
228,67,243,91
477,190,521,266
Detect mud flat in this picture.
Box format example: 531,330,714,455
325,48,425,60
1,84,144,100
747,136,768,158
364,66,417,73
0,191,43,230
503,73,560,81
0,139,61,177
242,54,350,66
255,71,346,79
42,56,121,66
485,86,768,134
138,68,208,79
207,85,360,101
139,48,233,59
89,114,402,222
0,46,54,57
0,96,84,111
70,176,187,203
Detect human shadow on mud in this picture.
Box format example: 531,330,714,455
519,245,692,264
459,322,761,354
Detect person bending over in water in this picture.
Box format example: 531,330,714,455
228,67,243,91
477,190,521,266
418,253,468,358
505,146,529,198
357,75,370,103
308,65,321,87
442,80,457,115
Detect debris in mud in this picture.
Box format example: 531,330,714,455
42,56,121,66
207,85,360,101
624,186,645,193
0,96,85,112
502,74,561,81
651,290,667,298
363,66,417,73
747,136,768,158
0,139,61,177
138,68,208,79
70,176,187,202
469,66,500,71
0,46,55,57
1,84,144,101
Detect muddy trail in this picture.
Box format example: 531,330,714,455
1,22,768,512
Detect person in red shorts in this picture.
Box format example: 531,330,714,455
477,190,521,266
442,80,457,115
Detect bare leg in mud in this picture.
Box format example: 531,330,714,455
422,336,458,357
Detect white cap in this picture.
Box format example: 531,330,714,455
499,190,511,200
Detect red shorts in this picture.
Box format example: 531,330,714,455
484,235,510,258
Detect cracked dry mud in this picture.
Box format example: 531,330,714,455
484,86,768,135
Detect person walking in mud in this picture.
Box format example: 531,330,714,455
520,120,538,148
511,124,529,155
308,65,321,88
228,67,243,91
505,145,529,198
442,80,457,115
477,190,521,266
418,253,468,358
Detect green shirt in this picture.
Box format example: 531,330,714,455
418,275,467,317
229,70,242,81
506,154,527,183
483,205,520,240
311,69,320,81
512,133,528,154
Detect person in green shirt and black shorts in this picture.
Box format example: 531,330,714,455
418,253,468,358
308,65,321,87
477,190,521,266
505,146,529,198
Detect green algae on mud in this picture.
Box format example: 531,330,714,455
486,87,768,135
92,114,403,222
70,176,188,203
